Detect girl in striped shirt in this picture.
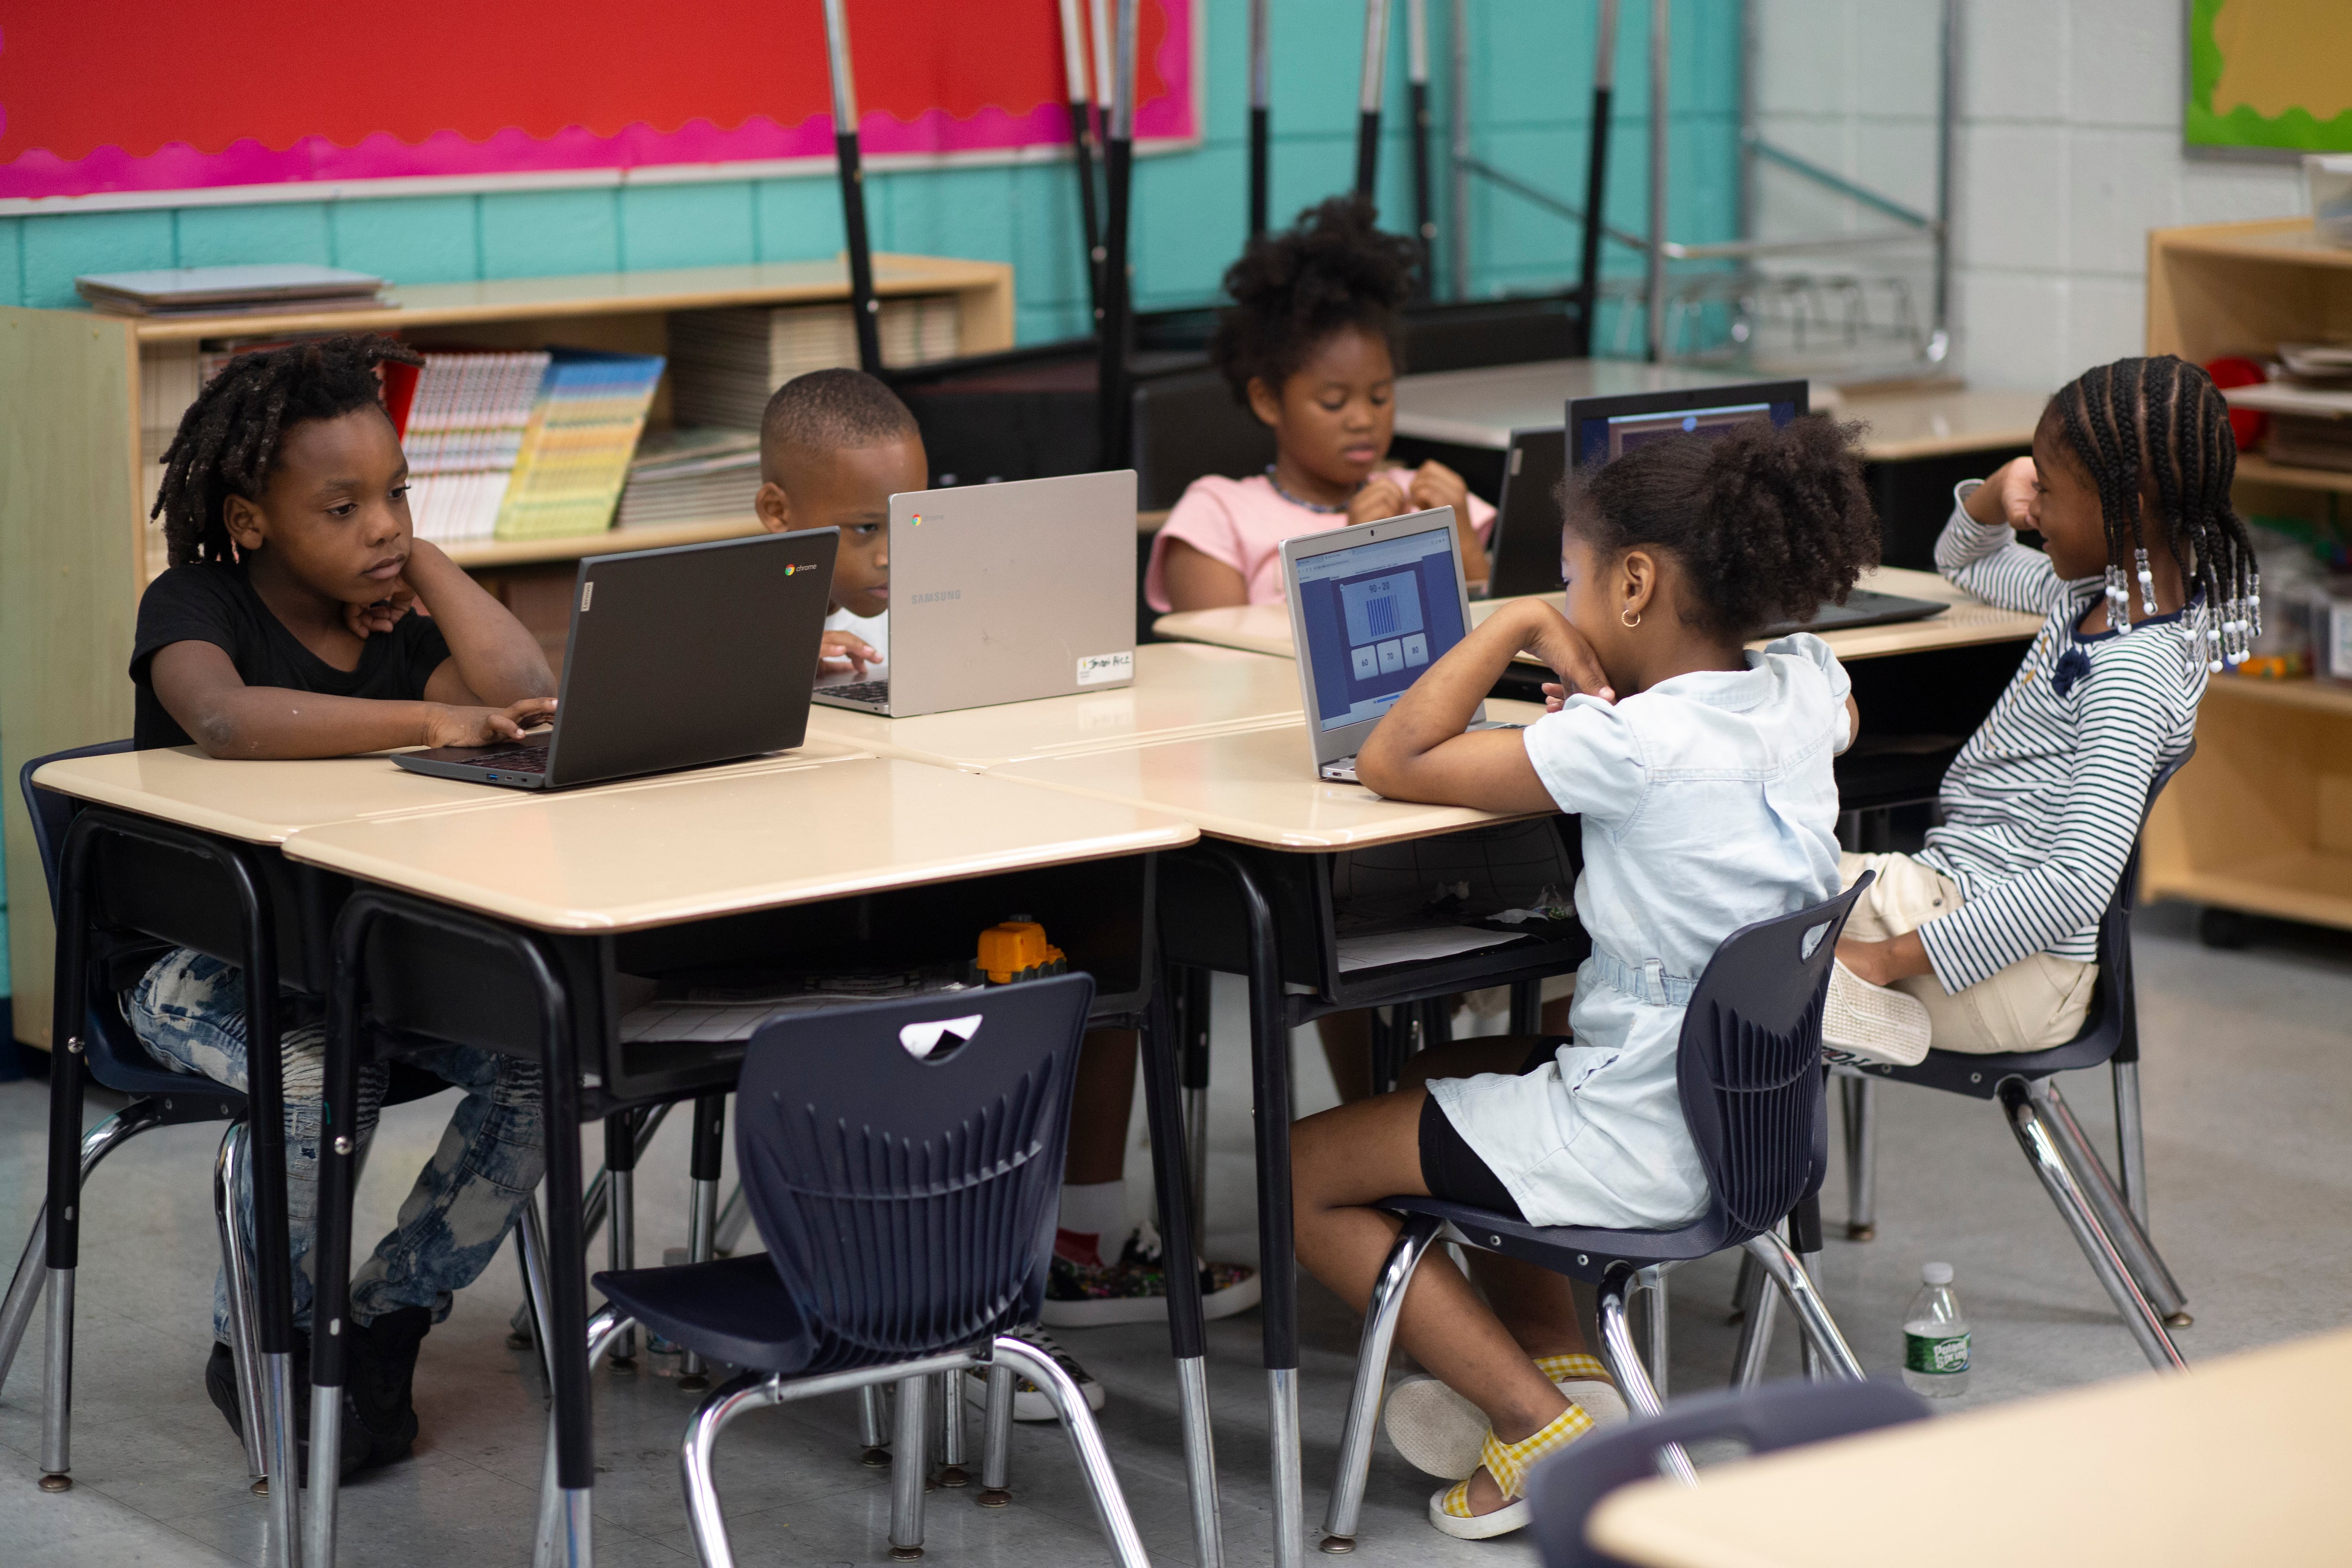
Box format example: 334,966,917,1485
1830,356,2258,1058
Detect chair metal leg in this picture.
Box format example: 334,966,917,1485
605,1114,638,1367
216,1120,270,1480
679,1370,785,1568
1318,1212,1443,1553
1742,1228,1864,1382
1594,1265,1695,1484
517,1192,561,1393
992,1334,1151,1568
0,1100,171,1400
2112,1058,2151,1230
1839,1072,1878,1241
512,1100,671,1345
978,1365,1016,1506
890,1373,930,1560
2034,1079,2190,1326
936,1369,969,1486
1724,1250,1755,1325
679,1094,727,1392
1791,1196,1829,1382
858,1383,891,1467
1999,1079,2186,1371
1637,1266,1669,1398
712,1182,752,1257
1728,1228,1781,1390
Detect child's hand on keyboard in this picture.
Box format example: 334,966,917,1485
818,629,882,677
423,696,557,748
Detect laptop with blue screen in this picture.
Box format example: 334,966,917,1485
1280,507,1518,784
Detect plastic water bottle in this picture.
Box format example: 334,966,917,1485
1902,1261,1970,1397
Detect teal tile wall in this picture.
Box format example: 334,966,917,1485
0,0,1742,1001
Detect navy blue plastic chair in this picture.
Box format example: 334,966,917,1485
1318,880,1875,1551
587,975,1150,1568
1834,746,2196,1372
0,743,278,1483
1526,1378,1933,1568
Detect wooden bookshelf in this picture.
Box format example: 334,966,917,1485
0,253,1013,1047
2141,220,2352,935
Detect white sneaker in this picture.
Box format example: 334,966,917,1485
968,1325,1105,1422
1821,959,1932,1067
1383,1371,1628,1480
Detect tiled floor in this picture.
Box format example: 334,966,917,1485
3,900,2349,1567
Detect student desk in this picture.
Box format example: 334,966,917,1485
988,705,1589,1568
805,641,1302,772
1586,1327,2352,1568
272,757,1197,1568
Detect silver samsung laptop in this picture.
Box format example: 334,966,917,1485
393,529,836,789
1281,507,1517,784
813,470,1138,718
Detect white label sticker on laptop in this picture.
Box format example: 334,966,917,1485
580,581,594,612
1076,651,1133,686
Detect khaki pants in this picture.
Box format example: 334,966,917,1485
1838,852,2097,1056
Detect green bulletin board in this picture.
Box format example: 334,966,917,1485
2187,0,2352,153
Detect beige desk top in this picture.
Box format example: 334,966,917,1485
804,643,1303,772
1589,1327,2352,1568
279,756,1198,932
985,700,1552,850
1152,567,2042,667
28,738,874,846
1391,359,2040,462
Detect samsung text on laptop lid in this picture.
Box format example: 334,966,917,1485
814,469,1136,719
394,528,836,790
1283,507,1502,783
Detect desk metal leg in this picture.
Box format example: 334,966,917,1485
678,1094,727,1391
1141,968,1222,1568
1202,847,1303,1568
604,1114,638,1367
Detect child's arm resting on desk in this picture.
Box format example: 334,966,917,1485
151,641,555,759
366,540,556,708
1357,598,1613,813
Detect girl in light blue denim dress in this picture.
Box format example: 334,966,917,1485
1291,414,1882,1541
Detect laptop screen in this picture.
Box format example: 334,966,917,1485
1571,389,1804,466
1295,527,1469,734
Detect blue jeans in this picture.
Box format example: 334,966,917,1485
130,948,546,1341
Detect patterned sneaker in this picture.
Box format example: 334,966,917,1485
968,1325,1107,1422
1821,960,1932,1067
1385,1354,1626,1480
1429,1402,1597,1541
1041,1225,1261,1328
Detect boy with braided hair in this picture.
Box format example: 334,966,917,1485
1829,355,2256,1058
128,335,556,1475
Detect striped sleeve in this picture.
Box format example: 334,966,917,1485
1935,486,2066,616
1913,634,2177,992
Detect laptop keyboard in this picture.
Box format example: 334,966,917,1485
461,745,548,773
824,680,891,705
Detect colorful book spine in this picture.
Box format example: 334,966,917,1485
493,349,667,541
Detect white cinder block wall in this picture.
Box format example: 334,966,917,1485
1751,0,2306,390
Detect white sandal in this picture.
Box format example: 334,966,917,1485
1427,1403,1596,1540
1822,959,1932,1067
1386,1353,1626,1481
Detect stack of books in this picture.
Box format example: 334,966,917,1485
615,429,764,529
492,350,667,541
667,296,961,427
78,264,388,318
385,350,553,543
2230,348,2352,474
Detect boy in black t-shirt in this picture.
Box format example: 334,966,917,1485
125,337,554,1477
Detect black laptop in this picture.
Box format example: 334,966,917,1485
1485,381,1948,639
394,529,838,790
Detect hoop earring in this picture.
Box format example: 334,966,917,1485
1621,607,1642,629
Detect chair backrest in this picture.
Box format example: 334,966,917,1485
1526,1378,1932,1568
733,973,1094,1374
19,740,135,910
1675,876,1872,1245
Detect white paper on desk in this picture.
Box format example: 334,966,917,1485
619,993,855,1044
1336,926,1523,973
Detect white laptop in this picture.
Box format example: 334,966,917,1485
1280,506,1518,784
813,470,1137,718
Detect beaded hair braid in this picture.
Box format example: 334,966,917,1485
2048,355,2257,671
151,334,421,570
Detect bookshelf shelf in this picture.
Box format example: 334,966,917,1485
0,252,1014,1046
2143,220,2352,937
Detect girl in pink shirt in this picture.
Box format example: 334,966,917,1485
1145,196,1495,617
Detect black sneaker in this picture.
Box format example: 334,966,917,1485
347,1306,431,1468
202,1337,373,1481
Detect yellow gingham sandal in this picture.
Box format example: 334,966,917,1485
1386,1353,1627,1480
1428,1401,1595,1540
